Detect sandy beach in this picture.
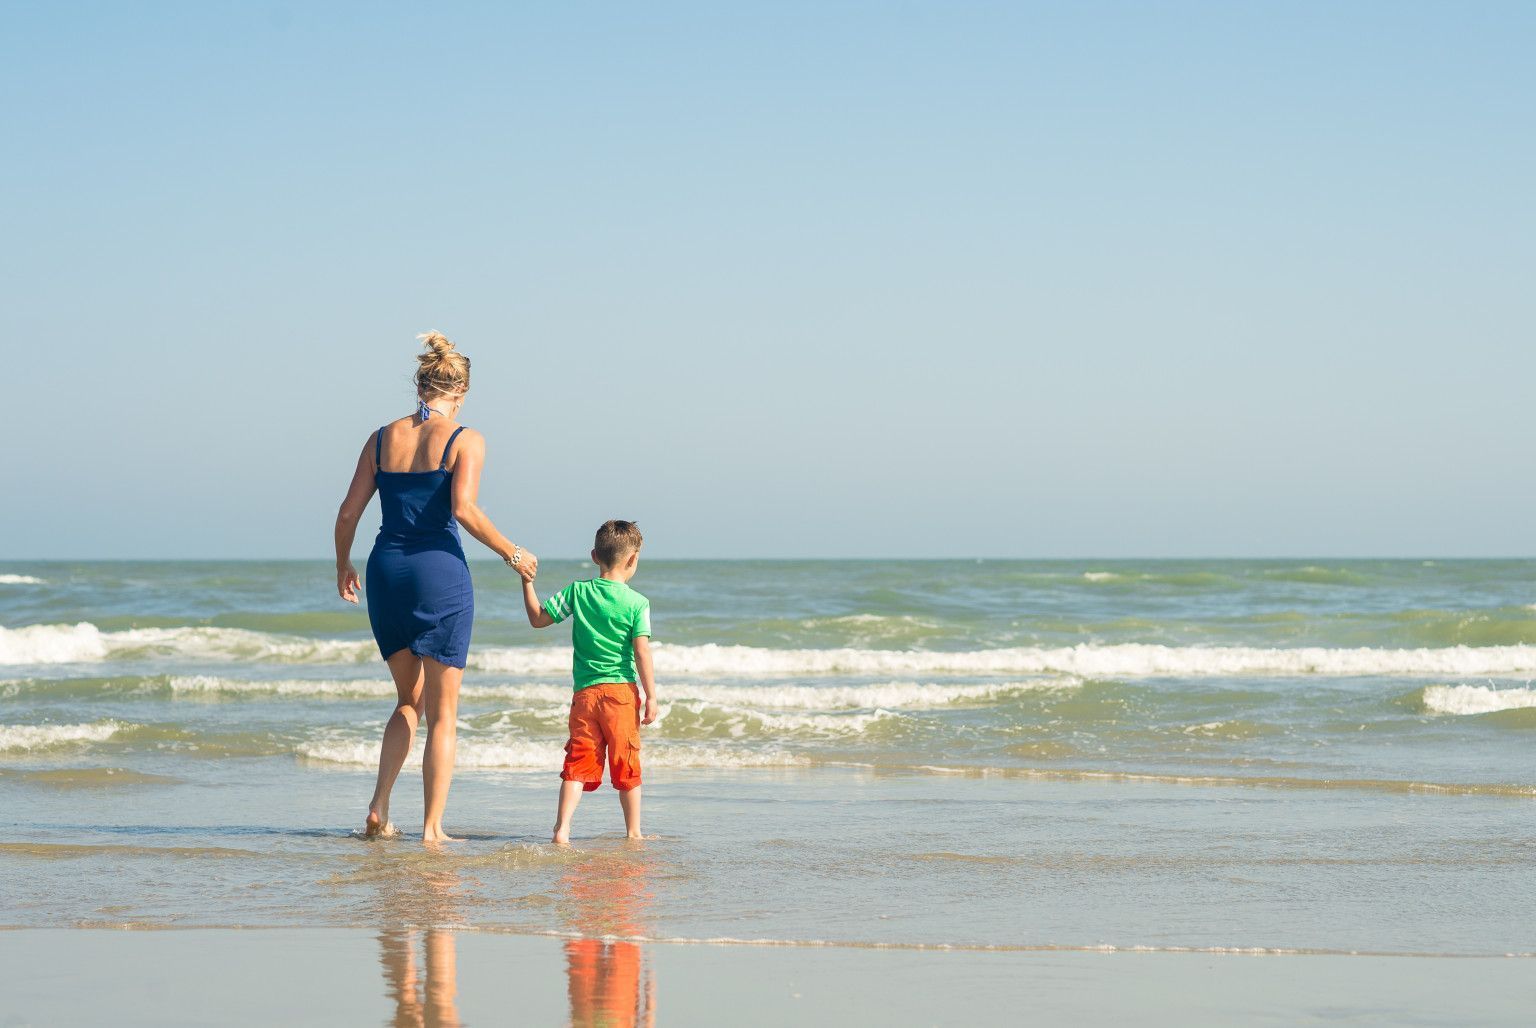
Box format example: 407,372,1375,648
5,929,1534,1026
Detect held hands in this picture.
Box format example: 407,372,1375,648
507,546,538,583
337,563,361,604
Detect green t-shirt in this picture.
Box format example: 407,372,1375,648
543,578,653,690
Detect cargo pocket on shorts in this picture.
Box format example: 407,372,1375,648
616,739,642,791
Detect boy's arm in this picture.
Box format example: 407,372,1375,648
634,635,657,724
523,579,555,628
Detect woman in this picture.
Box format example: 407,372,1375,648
334,331,537,843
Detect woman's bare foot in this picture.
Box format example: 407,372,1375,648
364,808,398,839
552,827,570,845
421,825,460,845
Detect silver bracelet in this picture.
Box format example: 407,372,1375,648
505,546,522,569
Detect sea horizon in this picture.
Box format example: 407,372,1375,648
9,554,1536,563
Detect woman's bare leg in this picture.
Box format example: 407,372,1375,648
423,931,462,1026
421,656,463,843
377,929,421,1025
367,649,425,836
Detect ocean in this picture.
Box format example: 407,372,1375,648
3,558,1535,968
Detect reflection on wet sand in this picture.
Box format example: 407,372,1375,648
379,929,462,1028
560,846,657,1028
565,939,653,1028
367,844,658,1026
376,859,468,1027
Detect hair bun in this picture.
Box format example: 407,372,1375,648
417,331,455,359
412,330,471,398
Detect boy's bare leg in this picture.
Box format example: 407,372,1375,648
421,656,463,844
367,649,425,837
619,785,643,839
552,779,585,845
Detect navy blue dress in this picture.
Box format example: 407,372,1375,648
365,425,474,668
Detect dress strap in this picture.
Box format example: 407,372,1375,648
374,427,385,475
439,426,466,470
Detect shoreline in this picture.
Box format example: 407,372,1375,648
6,922,1536,961
5,765,1534,954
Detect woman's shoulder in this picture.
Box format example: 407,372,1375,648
371,415,414,436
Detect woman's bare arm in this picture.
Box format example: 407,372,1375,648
449,429,538,581
334,436,379,603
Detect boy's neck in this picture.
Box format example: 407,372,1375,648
598,567,632,583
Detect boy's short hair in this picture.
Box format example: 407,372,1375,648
594,520,643,567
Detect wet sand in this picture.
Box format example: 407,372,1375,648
2,928,1532,1026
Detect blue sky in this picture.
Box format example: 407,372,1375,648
3,2,1532,558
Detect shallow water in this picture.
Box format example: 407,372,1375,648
2,560,1534,956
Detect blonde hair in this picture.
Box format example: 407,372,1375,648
415,331,470,399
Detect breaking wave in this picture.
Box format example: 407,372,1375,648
0,721,123,752
1419,684,1536,716
10,622,1536,680
154,676,1064,710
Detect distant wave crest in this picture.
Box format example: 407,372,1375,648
11,622,1536,678
0,623,375,666
1420,684,1536,716
156,676,1054,710
0,721,122,752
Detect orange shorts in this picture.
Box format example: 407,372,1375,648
561,682,642,792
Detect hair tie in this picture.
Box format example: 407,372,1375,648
418,398,438,421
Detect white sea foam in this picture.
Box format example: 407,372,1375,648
15,621,1536,679
0,624,376,666
0,623,110,663
0,574,45,585
602,642,1536,678
567,641,1536,678
0,721,121,752
669,680,1063,709
114,627,377,664
166,674,580,704
296,735,804,770
660,702,904,738
163,675,1061,710
168,676,400,698
1421,684,1536,715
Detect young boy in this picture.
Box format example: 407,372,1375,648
523,519,656,844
